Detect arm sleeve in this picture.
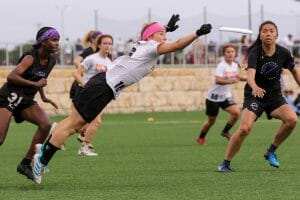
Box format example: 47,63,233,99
81,56,92,70
283,50,295,71
247,49,259,69
215,63,224,77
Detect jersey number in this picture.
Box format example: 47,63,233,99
7,92,23,110
114,81,125,92
128,47,136,57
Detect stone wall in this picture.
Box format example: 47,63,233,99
0,67,298,115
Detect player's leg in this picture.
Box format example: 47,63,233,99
78,112,103,156
0,108,13,145
218,108,256,172
221,103,240,140
264,103,298,168
17,104,52,180
196,99,218,145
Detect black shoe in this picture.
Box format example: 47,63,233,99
17,163,33,180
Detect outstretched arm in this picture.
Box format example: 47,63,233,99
157,24,212,55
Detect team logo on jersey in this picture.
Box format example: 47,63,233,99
36,71,46,78
260,61,280,80
250,102,258,111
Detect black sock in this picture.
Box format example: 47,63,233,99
40,141,59,166
222,123,233,133
268,144,278,153
223,160,231,166
199,130,207,138
21,158,31,165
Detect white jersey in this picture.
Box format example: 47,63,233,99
81,53,114,82
207,60,239,102
106,40,159,97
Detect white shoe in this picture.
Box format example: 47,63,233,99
78,143,98,156
60,143,66,150
77,134,94,149
33,154,47,184
34,144,50,173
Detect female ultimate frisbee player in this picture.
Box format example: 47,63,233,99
32,14,212,184
218,21,300,172
0,27,59,180
196,44,246,145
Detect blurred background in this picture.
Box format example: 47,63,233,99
1,0,300,67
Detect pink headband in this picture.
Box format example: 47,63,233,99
142,23,165,41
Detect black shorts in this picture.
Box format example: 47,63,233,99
69,80,80,99
243,95,287,119
0,93,36,123
205,98,236,117
73,73,114,123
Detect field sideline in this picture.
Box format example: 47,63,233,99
0,111,300,200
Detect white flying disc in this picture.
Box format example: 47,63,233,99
219,26,253,34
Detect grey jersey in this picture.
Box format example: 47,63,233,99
81,53,114,82
106,40,159,97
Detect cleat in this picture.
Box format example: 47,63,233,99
220,132,232,141
33,154,47,184
60,143,66,150
196,137,206,145
264,151,280,168
218,163,234,172
35,144,49,173
78,143,98,156
17,163,33,180
35,144,44,155
77,134,94,149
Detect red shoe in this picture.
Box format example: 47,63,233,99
197,137,206,145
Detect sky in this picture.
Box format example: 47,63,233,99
1,0,300,44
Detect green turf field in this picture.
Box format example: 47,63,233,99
0,111,300,200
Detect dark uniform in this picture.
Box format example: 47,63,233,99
243,44,295,119
73,73,114,123
69,47,96,99
0,49,56,123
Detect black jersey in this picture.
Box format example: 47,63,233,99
244,44,295,101
79,47,95,59
0,48,56,99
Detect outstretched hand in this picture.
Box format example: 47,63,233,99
196,24,212,36
165,14,180,32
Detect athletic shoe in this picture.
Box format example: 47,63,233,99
33,154,47,184
196,137,206,145
35,144,44,155
17,163,33,180
218,163,234,172
60,143,66,150
264,151,280,168
78,143,98,156
77,134,94,149
35,144,49,173
220,132,232,141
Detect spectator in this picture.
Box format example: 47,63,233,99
282,34,294,53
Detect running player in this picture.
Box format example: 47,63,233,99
218,21,300,172
196,44,246,145
68,30,102,150
0,27,59,180
73,34,114,156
